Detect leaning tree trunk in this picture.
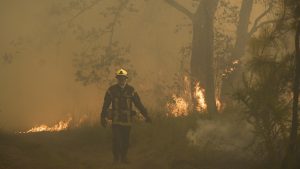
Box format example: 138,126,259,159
220,0,253,102
190,0,219,114
281,19,300,169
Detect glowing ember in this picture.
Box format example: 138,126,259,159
232,60,239,64
167,94,189,117
222,59,240,78
21,117,72,133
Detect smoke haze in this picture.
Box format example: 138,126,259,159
0,0,272,130
0,0,191,130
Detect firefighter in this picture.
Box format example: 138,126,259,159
100,68,151,164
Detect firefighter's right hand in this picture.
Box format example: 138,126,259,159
101,118,107,128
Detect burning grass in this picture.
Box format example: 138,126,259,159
19,117,72,133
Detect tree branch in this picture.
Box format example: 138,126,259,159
165,0,194,20
64,0,103,25
108,0,129,46
248,0,275,35
249,19,278,35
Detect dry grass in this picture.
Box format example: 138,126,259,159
0,115,265,169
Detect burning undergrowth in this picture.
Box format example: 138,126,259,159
166,76,222,117
18,113,98,134
20,117,72,133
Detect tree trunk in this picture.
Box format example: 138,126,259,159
190,0,219,114
290,19,300,161
281,20,300,169
220,0,253,102
165,0,219,114
232,0,253,61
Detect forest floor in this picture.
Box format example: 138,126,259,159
0,115,266,169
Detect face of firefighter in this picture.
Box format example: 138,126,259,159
116,76,128,88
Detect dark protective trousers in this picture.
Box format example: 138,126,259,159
112,124,131,161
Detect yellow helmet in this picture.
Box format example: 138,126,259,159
115,68,128,78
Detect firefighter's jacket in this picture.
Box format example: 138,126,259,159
101,84,148,126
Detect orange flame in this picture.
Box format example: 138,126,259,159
166,94,189,117
20,117,72,133
167,80,222,116
195,82,222,111
194,82,207,112
216,98,222,111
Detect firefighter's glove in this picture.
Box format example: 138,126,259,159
101,118,107,128
145,116,152,123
